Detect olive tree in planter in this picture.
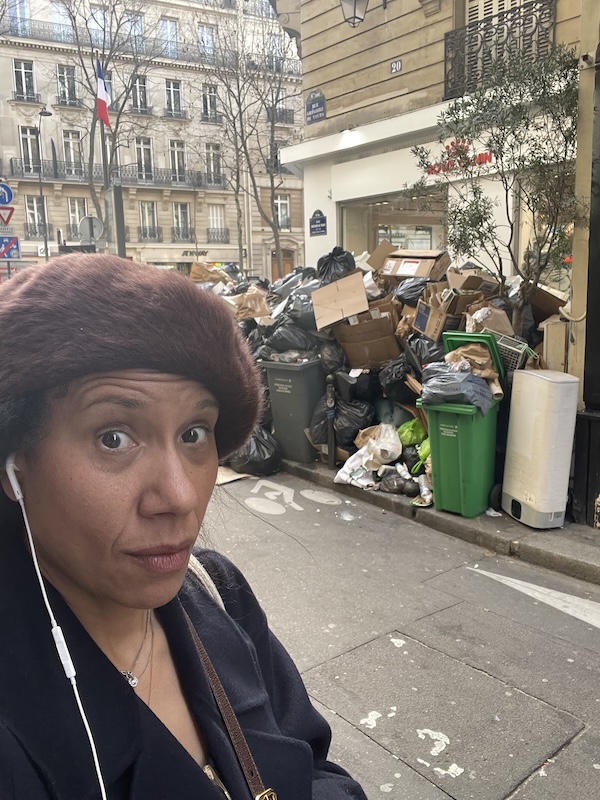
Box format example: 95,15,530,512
412,44,585,337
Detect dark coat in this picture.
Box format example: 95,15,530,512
0,528,366,800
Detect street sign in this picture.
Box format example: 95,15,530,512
79,216,104,240
0,184,14,205
0,236,20,260
0,226,15,236
0,207,14,226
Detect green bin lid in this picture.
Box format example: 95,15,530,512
441,331,505,379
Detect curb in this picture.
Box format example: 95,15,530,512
282,460,600,587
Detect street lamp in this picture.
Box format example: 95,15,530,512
340,0,370,27
36,107,53,262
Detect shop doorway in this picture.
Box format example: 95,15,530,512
271,248,295,282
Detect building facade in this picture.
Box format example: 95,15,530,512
276,0,581,272
0,0,305,279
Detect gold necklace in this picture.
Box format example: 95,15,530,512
121,610,152,688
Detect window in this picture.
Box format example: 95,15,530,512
20,126,40,174
8,0,30,34
135,137,153,180
67,197,87,237
132,76,148,111
202,85,219,121
57,64,77,105
51,1,74,42
124,11,143,50
207,204,224,229
25,195,46,237
14,60,35,101
467,0,522,21
165,79,182,116
275,194,291,230
173,202,191,239
104,71,114,109
139,201,159,240
89,5,107,47
161,18,178,57
205,143,221,184
269,141,282,172
63,130,83,175
169,140,186,182
197,25,215,62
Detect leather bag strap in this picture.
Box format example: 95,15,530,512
183,610,276,800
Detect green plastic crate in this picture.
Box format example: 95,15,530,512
418,400,499,518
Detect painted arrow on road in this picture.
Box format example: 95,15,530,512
468,567,600,629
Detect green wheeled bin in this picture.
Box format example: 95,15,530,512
419,400,499,518
260,360,325,463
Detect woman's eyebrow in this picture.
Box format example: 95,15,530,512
196,398,219,411
84,395,146,411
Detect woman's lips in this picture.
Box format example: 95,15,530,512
130,546,191,574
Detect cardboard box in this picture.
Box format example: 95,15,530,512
446,268,500,297
366,240,397,270
334,314,401,368
380,249,451,282
413,300,464,342
530,284,568,324
312,270,369,330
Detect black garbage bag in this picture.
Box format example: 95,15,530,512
378,473,407,494
421,363,493,415
379,355,419,405
285,288,318,331
319,340,347,374
264,318,317,353
253,345,279,362
317,246,355,285
229,427,282,476
404,332,446,376
402,445,425,476
393,278,435,306
238,318,257,339
310,395,375,448
354,370,382,404
269,269,305,299
246,327,265,353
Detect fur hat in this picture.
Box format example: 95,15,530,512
0,254,261,457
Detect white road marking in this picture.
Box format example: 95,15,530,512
390,638,406,648
434,764,464,778
299,489,342,505
250,480,304,510
359,711,382,729
244,497,286,516
468,568,600,629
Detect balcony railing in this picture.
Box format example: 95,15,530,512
56,95,84,107
11,90,41,103
207,227,229,244
4,16,239,68
138,226,163,242
201,112,224,124
444,0,556,100
128,105,153,115
9,158,216,189
163,108,187,118
172,226,195,242
267,107,295,125
244,0,277,19
24,222,53,240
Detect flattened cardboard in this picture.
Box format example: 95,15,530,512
334,315,395,343
312,270,369,330
380,249,451,282
366,240,397,270
413,300,464,342
446,268,499,296
337,335,401,370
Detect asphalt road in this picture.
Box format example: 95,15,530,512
205,472,600,800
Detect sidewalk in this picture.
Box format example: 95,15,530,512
282,459,600,587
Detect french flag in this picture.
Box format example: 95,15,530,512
96,60,111,126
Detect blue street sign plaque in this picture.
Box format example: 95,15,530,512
0,236,20,260
0,184,14,206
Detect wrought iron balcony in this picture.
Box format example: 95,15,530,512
204,172,224,188
10,158,104,182
128,105,153,115
24,223,53,240
65,224,82,239
138,226,163,242
444,0,555,100
56,95,84,108
207,227,229,244
201,112,224,124
267,107,295,125
11,90,41,104
243,0,277,19
9,158,205,188
163,108,187,118
172,226,195,242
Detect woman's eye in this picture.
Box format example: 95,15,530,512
99,431,133,450
181,426,208,445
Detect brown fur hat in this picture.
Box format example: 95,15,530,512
0,254,261,457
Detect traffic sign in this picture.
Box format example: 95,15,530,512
79,216,104,240
0,236,20,260
0,184,14,205
0,226,15,236
0,207,14,226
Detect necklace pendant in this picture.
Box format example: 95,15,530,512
121,670,139,688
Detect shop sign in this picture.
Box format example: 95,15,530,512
182,250,209,257
309,210,327,237
427,138,493,175
306,90,326,125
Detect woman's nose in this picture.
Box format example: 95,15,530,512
139,449,199,517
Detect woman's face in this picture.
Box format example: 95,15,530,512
4,370,219,616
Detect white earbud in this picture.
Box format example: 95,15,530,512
5,454,23,501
